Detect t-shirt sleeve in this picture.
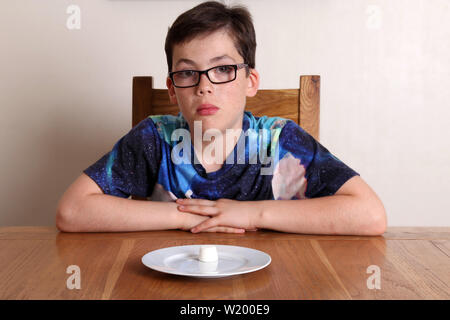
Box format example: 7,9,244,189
83,118,162,198
276,120,360,198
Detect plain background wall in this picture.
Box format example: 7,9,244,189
1,0,449,227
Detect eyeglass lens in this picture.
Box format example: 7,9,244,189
172,65,236,87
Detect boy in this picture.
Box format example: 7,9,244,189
56,1,386,235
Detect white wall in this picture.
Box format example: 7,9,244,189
1,0,449,226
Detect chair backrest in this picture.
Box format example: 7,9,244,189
132,75,320,140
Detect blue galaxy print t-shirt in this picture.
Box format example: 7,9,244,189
83,111,359,201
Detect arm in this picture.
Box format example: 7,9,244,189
177,176,387,236
56,173,180,232
254,176,387,235
56,173,245,233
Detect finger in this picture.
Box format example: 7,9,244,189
176,198,216,206
177,204,219,216
203,226,246,234
190,217,220,233
191,217,243,233
217,227,246,233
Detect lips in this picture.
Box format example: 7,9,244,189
196,104,219,116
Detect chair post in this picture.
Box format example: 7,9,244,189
299,75,320,141
132,76,153,127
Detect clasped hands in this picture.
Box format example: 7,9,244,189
176,198,259,234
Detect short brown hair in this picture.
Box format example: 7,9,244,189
164,1,256,77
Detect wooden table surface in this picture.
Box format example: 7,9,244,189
0,227,449,300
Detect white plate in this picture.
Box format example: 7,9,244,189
141,244,271,278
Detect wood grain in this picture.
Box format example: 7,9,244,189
101,239,135,300
316,238,424,299
132,76,153,128
372,238,450,299
0,227,449,299
2,227,450,240
299,75,320,140
0,238,125,299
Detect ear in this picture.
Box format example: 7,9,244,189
166,77,178,105
245,68,260,98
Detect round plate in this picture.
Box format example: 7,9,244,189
141,244,271,278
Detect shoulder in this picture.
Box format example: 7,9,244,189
244,111,290,131
244,111,310,145
136,113,187,143
148,113,187,128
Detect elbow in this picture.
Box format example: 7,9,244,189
370,211,387,236
365,202,387,236
56,201,78,233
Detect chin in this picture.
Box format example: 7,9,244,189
201,121,225,133
186,117,221,136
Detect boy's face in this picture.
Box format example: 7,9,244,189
167,29,259,134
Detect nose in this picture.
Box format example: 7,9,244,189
196,73,213,95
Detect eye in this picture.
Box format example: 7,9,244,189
177,70,196,78
215,65,234,74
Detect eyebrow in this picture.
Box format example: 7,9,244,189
174,55,236,69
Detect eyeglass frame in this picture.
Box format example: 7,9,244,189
168,63,249,88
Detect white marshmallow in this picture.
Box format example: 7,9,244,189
198,260,218,273
198,245,218,262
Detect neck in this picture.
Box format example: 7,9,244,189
192,127,243,171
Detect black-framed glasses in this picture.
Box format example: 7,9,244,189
168,63,249,88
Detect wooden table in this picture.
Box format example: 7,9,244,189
0,227,449,300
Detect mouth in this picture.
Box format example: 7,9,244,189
196,104,219,116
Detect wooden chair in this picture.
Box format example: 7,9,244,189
132,75,320,141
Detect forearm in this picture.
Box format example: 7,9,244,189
56,194,182,232
253,195,386,236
